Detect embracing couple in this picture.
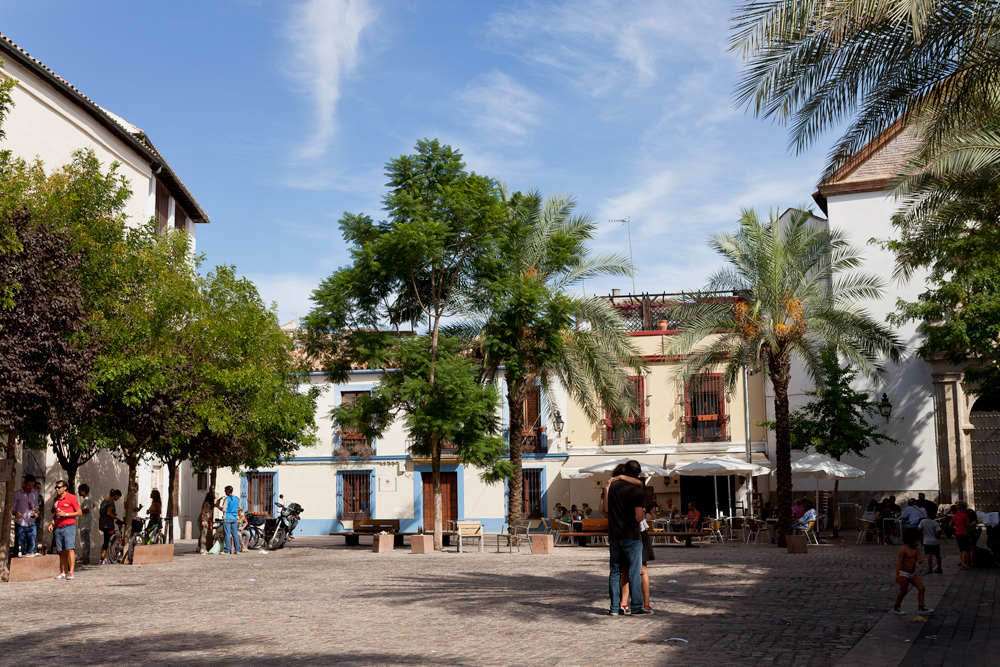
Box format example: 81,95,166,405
601,459,653,616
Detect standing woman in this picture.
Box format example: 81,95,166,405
99,489,121,564
198,492,215,554
147,490,162,532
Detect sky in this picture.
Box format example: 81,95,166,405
2,0,837,324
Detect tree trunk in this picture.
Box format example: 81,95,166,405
770,355,793,547
431,435,443,551
0,432,21,582
66,464,79,496
832,477,840,538
207,466,217,547
122,458,138,564
506,377,526,526
166,459,179,543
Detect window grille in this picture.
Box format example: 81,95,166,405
247,472,275,514
340,471,371,519
523,469,543,517
684,374,730,442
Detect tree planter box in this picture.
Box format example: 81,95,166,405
786,535,807,554
531,534,554,554
373,534,394,552
132,544,174,565
8,555,61,582
410,535,434,554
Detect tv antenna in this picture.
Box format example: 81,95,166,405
609,216,635,294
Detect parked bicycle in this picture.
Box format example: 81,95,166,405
105,520,126,564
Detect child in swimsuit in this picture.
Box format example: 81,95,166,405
894,527,934,615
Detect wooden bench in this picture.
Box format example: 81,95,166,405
444,520,484,553
648,530,711,547
329,519,416,547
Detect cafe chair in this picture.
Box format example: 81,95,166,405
856,518,879,545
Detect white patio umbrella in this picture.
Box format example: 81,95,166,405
673,455,772,518
790,453,866,516
577,458,675,480
559,468,594,480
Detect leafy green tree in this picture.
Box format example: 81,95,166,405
183,265,319,542
0,209,94,581
0,63,19,309
91,221,204,553
787,347,898,537
669,208,903,544
305,138,509,550
455,190,645,524
889,203,1000,396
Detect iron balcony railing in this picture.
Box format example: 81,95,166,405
604,291,740,333
601,418,651,447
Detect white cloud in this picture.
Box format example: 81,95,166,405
456,71,544,142
284,0,377,160
244,271,328,325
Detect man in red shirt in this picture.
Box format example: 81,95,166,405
47,481,82,580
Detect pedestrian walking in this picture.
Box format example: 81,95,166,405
893,527,933,615
48,481,82,580
13,474,40,557
216,486,240,555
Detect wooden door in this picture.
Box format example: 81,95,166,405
422,472,458,530
971,411,1000,511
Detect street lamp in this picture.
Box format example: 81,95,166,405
877,393,892,423
553,411,564,437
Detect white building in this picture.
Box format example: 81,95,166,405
1,32,209,549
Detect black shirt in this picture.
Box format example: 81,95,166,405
608,479,645,541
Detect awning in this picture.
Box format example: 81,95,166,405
664,451,770,466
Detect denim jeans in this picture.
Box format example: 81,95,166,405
609,537,644,612
222,519,239,554
15,523,36,556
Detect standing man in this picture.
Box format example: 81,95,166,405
13,474,39,557
605,460,650,616
216,486,241,555
77,484,93,565
48,481,82,580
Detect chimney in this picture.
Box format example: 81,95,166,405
612,289,621,297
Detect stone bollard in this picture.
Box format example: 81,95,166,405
373,534,394,552
786,535,807,553
184,520,192,540
410,535,434,554
531,534,554,554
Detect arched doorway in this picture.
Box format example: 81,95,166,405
969,394,1000,511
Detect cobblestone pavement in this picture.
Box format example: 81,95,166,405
2,537,917,666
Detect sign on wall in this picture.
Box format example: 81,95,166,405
380,477,396,492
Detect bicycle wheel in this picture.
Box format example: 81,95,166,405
248,527,263,550
108,536,123,564
151,528,166,545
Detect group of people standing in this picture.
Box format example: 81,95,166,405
12,475,83,579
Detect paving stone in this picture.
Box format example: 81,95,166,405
0,537,914,665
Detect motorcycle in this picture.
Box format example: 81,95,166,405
264,495,304,549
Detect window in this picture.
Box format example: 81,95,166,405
511,385,545,453
522,469,543,518
174,202,188,231
337,390,372,456
155,180,170,234
247,472,275,514
684,374,729,442
196,473,208,491
339,471,371,520
603,375,649,446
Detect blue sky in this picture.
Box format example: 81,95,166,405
3,0,835,323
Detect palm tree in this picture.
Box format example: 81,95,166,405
456,190,646,526
731,1,1000,194
669,208,903,544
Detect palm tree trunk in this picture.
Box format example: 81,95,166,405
0,432,21,582
771,355,793,547
506,377,526,526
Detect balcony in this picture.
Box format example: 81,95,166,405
504,429,548,454
684,417,730,443
601,418,651,448
605,291,739,333
335,431,374,459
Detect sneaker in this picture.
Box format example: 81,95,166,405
918,605,934,614
643,606,654,614
934,567,942,574
55,573,66,580
632,608,654,615
66,574,74,581
925,569,935,575
893,605,905,615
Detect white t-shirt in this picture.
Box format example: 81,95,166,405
919,518,940,546
79,496,93,531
